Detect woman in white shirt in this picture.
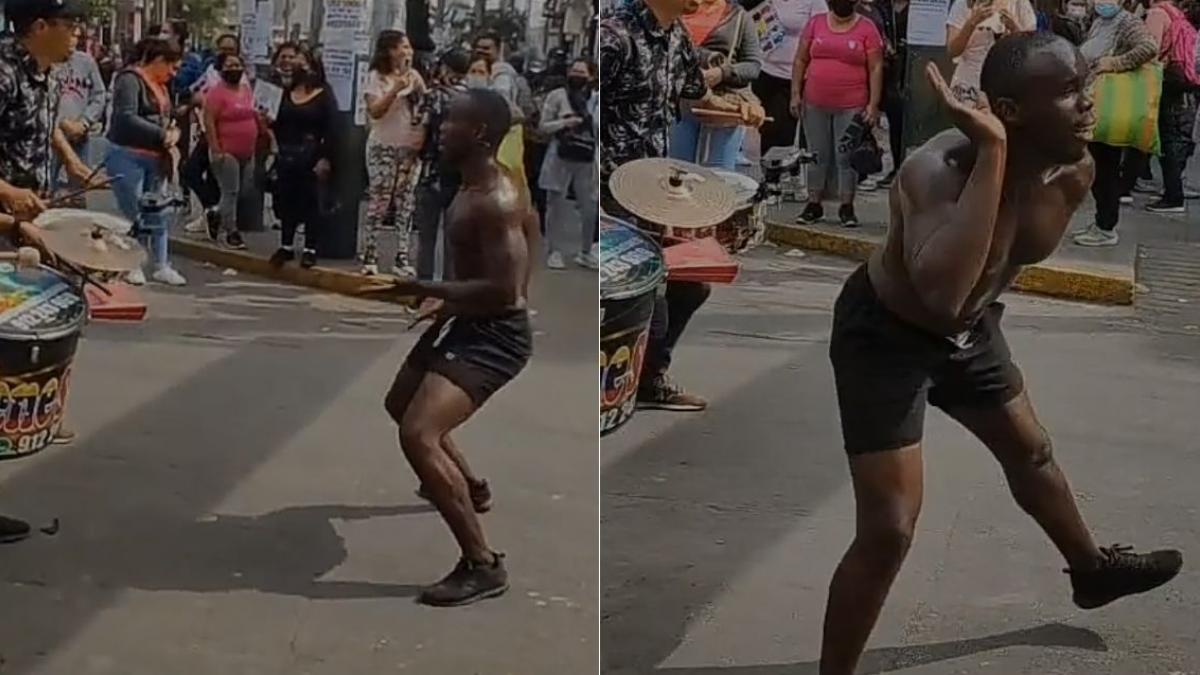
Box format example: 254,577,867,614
945,0,1037,96
361,30,426,276
751,0,828,153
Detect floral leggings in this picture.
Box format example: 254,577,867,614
363,141,421,265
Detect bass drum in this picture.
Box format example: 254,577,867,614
711,170,764,254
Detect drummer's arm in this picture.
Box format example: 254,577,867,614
52,127,93,182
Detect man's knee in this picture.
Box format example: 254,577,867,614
856,511,918,564
398,415,439,455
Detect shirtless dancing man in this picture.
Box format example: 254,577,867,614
821,33,1181,674
378,89,533,607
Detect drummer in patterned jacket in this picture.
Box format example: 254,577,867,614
0,0,98,545
600,0,764,412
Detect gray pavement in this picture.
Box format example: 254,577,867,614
0,259,597,674
601,247,1200,674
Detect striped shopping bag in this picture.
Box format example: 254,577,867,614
1091,62,1163,155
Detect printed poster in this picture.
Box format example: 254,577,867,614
253,80,284,119
354,59,371,126
908,0,950,46
750,1,787,55
322,0,373,111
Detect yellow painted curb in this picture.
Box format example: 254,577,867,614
170,236,417,305
765,221,1133,306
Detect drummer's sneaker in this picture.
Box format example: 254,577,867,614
0,515,31,544
418,552,509,607
223,230,247,250
126,267,147,286
637,374,708,412
796,202,823,225
839,204,860,228
392,252,416,277
574,250,599,269
361,246,379,275
547,251,566,270
152,265,188,286
269,246,295,268
416,478,493,513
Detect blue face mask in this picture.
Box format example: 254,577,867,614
1095,3,1121,18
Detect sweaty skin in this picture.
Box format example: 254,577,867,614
868,45,1096,336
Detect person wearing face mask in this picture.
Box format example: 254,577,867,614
1068,0,1156,246
268,49,337,268
362,30,427,276
670,0,765,169
946,0,1038,97
466,57,491,89
790,0,885,227
204,52,262,251
538,59,600,270
105,37,188,285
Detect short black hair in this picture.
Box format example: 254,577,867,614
441,48,471,76
136,36,182,64
980,31,1073,102
215,52,245,70
216,33,239,49
474,31,502,48
466,88,512,149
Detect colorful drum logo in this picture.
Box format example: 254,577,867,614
0,263,86,460
600,216,665,436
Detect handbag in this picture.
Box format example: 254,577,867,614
690,9,763,128
1091,62,1163,155
557,90,597,162
840,114,884,176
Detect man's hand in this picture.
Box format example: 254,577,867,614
741,101,767,127
60,118,88,142
15,221,55,264
0,184,46,221
703,66,723,89
65,161,104,188
926,62,1006,145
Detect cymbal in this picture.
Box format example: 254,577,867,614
36,216,147,273
35,208,134,235
609,158,737,229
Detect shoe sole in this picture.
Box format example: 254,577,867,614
1074,240,1118,247
1146,208,1185,214
418,582,509,607
636,401,707,412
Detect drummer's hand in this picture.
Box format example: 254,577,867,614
0,185,46,221
703,66,723,89
60,118,88,142
742,102,767,128
15,222,55,265
66,162,104,188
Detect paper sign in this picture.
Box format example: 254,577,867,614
253,80,284,119
354,59,371,126
908,0,951,47
322,0,372,112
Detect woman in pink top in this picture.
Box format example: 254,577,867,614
790,1,883,227
203,52,262,249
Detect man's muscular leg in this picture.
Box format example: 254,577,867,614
820,445,924,675
945,391,1103,572
398,372,492,563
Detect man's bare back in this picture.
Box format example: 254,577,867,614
870,128,1094,335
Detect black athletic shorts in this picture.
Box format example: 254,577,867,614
403,309,533,406
829,266,1025,455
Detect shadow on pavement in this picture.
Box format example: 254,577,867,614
657,622,1107,674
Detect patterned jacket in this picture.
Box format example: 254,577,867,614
599,0,707,190
0,36,58,197
417,79,468,186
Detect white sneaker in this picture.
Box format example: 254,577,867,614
184,215,207,234
1071,222,1095,236
391,264,416,277
574,251,599,269
361,263,379,276
858,177,879,192
152,265,187,286
126,268,146,286
1074,228,1119,247
1119,195,1134,205
547,251,566,270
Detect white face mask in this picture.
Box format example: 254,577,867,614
466,75,489,89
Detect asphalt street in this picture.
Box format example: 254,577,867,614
0,260,597,674
602,247,1200,675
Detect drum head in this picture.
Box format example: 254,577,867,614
35,209,134,235
0,264,86,341
600,215,666,302
712,170,760,208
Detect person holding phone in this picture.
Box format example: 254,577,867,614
946,0,1037,97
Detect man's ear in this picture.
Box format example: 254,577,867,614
990,96,1020,126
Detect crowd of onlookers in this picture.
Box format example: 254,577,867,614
52,21,599,286
653,0,1200,244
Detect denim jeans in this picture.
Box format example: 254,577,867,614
670,110,743,170
105,143,168,267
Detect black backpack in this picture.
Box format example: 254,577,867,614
557,89,596,162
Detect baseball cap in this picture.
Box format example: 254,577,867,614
6,0,87,28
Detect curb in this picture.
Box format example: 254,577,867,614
170,236,416,304
765,221,1134,306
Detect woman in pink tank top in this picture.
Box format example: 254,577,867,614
204,52,262,250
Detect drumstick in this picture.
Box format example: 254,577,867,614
47,176,118,208
0,247,41,268
696,108,777,123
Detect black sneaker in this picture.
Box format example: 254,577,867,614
636,374,707,412
418,553,509,607
838,204,859,228
300,248,317,269
1068,544,1183,610
796,202,824,225
1145,199,1185,214
0,514,31,544
224,230,246,250
416,479,493,513
205,208,221,241
269,247,294,268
